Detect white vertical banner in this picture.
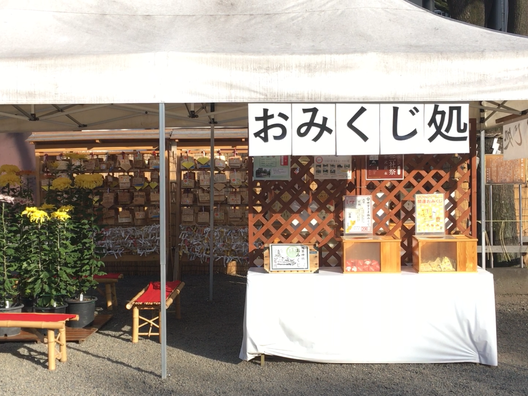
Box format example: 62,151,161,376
503,118,528,160
380,104,425,154
336,103,380,155
423,103,470,154
292,103,336,156
248,103,292,156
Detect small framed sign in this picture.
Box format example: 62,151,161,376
263,243,319,273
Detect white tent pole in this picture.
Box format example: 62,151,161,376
480,129,486,270
209,120,215,301
159,102,168,379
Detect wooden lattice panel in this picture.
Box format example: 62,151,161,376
359,152,476,265
248,156,358,268
248,130,477,268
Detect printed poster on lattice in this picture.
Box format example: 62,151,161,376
313,155,352,180
253,156,290,180
343,195,373,235
415,193,445,235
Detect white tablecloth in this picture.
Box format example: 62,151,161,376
239,267,497,365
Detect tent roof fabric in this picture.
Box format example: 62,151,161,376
2,0,528,106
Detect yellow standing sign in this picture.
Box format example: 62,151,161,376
415,193,445,235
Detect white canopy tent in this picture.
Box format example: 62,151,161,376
2,0,528,125
2,0,528,377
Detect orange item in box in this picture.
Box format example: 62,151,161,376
341,235,401,274
344,259,381,273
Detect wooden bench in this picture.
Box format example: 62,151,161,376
0,312,78,370
125,280,184,343
94,273,123,310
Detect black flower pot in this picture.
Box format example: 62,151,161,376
0,303,24,337
33,303,68,314
33,303,68,336
65,296,97,328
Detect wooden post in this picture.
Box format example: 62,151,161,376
132,307,139,343
58,327,67,362
105,284,113,310
47,329,56,371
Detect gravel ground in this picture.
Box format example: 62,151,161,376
1,272,528,396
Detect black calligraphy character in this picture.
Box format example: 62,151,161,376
297,107,333,142
427,105,468,142
347,106,368,142
503,123,523,150
392,106,418,141
253,108,289,143
504,128,514,150
515,124,523,146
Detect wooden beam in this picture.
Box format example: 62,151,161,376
496,109,528,124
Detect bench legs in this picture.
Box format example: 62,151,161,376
132,306,139,343
132,306,162,343
130,297,181,343
45,326,67,371
127,281,184,343
105,283,118,310
97,281,118,310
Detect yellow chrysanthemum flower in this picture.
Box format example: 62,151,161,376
39,203,56,211
74,173,104,189
57,205,74,213
22,206,39,215
0,172,21,187
0,164,20,174
50,177,72,191
22,208,50,224
51,210,71,221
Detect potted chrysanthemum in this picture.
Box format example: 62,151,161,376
42,172,106,327
19,205,78,312
0,165,33,308
0,165,34,336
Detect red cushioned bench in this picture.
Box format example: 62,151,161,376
94,273,123,310
0,312,78,370
125,280,184,343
